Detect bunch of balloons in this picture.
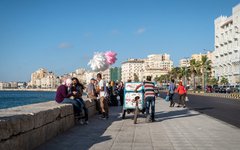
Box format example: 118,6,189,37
88,51,117,72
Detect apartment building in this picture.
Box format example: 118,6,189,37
213,4,240,84
121,59,144,82
121,54,173,82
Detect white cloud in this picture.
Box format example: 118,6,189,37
58,42,72,49
136,28,146,34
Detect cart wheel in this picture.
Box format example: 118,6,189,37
133,107,139,124
122,109,126,119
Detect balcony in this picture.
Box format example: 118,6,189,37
233,70,240,75
232,57,240,64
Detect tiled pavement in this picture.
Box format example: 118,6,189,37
37,98,240,150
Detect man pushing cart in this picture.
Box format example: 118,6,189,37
122,76,157,123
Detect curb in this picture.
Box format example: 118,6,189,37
188,92,240,100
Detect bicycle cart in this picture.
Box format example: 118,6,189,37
122,82,145,123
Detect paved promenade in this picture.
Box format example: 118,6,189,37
37,98,240,150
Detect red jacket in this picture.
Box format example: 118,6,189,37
176,85,186,95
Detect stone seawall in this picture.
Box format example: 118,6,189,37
0,96,96,150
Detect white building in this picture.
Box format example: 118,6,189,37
121,59,144,82
121,53,173,82
102,68,110,82
179,58,190,68
29,68,59,88
143,54,173,80
0,82,4,89
213,4,240,84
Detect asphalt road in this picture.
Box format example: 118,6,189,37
160,91,240,128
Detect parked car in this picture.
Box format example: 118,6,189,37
213,85,220,93
233,85,240,93
196,85,202,90
226,85,234,93
206,85,213,93
219,86,227,93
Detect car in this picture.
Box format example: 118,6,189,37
206,85,213,93
213,85,220,93
219,85,227,93
226,85,234,93
233,85,240,93
196,85,202,90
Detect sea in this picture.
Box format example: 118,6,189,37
0,91,56,109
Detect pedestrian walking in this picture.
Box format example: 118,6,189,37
167,79,176,107
176,81,187,108
135,76,156,122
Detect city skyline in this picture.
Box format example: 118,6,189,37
0,0,239,82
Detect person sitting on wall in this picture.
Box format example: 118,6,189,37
55,78,82,118
70,77,88,124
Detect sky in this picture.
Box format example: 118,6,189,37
0,0,239,82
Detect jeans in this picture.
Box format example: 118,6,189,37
145,96,155,120
75,98,88,121
62,98,82,115
169,93,175,106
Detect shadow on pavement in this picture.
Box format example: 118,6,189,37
154,108,200,122
36,106,123,150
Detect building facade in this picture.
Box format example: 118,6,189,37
121,54,173,82
121,59,144,82
179,58,190,68
143,54,173,80
213,4,240,84
29,68,59,88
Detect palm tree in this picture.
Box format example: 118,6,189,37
220,76,228,85
208,77,218,85
169,67,182,81
156,74,170,83
200,55,212,89
189,59,198,92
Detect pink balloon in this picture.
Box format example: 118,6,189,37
105,51,117,65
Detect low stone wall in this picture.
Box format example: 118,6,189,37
0,96,96,150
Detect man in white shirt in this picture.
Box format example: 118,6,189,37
97,73,109,119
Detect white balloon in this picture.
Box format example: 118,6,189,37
88,52,109,71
